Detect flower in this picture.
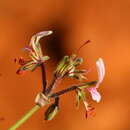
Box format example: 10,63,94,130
87,58,105,102
54,54,87,80
16,31,52,74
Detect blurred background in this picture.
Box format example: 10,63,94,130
0,0,130,129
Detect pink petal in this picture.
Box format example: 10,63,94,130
87,87,101,103
96,58,105,88
36,31,53,37
87,58,105,102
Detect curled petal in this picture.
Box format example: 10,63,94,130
87,87,101,103
30,31,53,45
30,31,53,58
36,31,53,38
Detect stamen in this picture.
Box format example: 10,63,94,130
76,40,91,54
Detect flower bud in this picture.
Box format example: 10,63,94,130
44,97,59,120
44,104,59,120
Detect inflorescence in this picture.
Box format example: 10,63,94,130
15,31,105,120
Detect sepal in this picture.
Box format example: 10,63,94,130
35,93,50,107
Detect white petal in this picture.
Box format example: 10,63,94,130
36,31,53,37
96,58,105,84
30,31,53,45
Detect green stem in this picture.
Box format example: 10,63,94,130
8,105,41,130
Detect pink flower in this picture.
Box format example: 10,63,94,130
87,58,105,102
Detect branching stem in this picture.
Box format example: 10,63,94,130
50,85,77,98
8,79,96,130
45,76,59,95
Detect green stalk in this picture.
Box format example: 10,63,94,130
8,105,41,130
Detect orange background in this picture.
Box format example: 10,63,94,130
0,0,130,130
